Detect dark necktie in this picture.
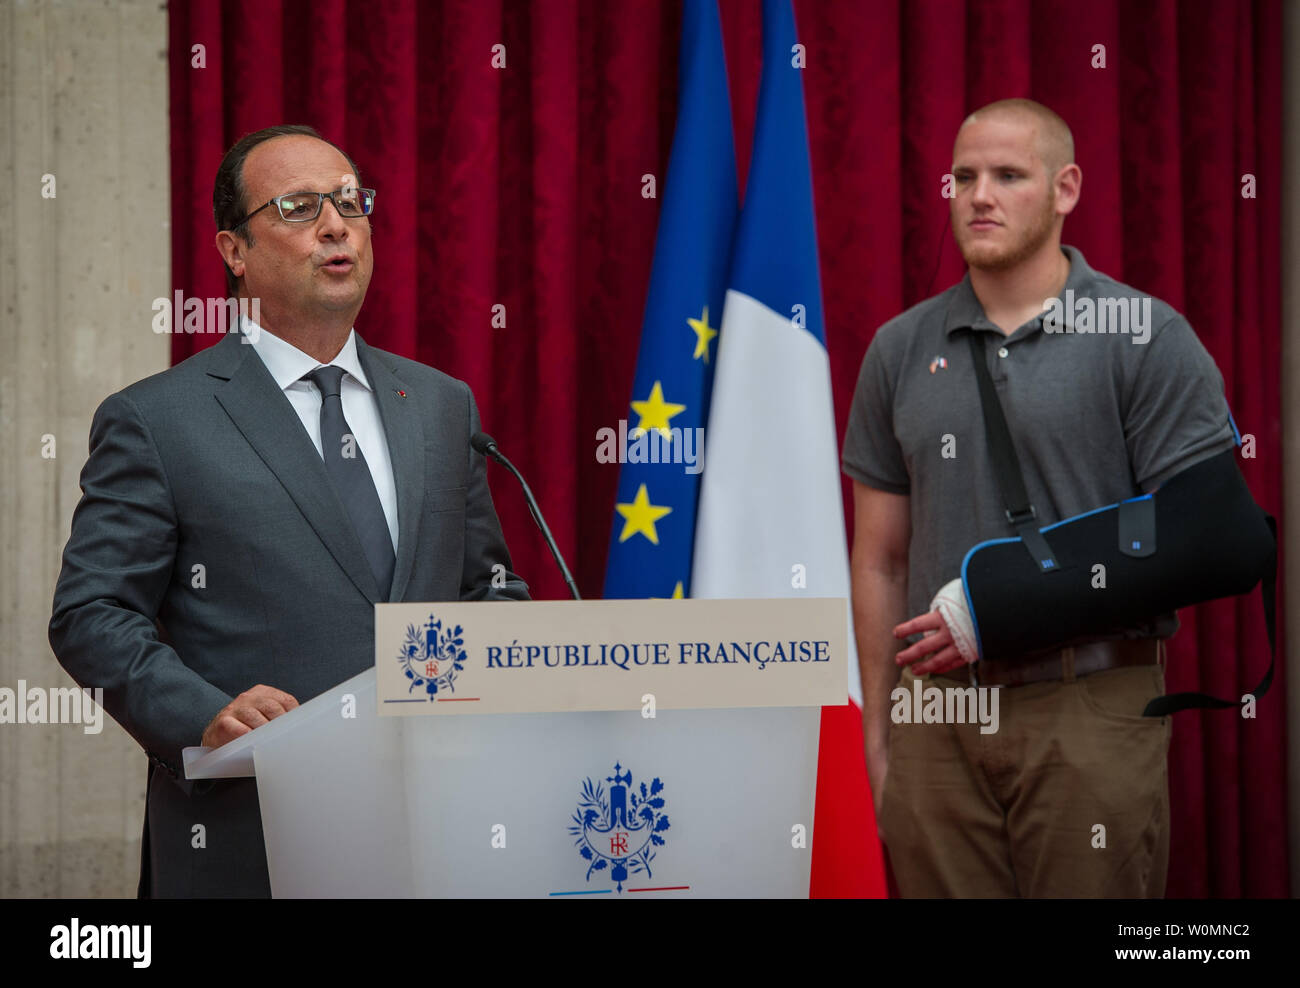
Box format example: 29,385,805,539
304,365,395,599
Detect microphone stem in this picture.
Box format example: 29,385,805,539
490,447,582,600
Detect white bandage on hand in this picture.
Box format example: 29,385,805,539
928,578,980,665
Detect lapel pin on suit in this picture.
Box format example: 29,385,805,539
395,389,406,398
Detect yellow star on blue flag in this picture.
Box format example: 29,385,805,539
602,0,737,600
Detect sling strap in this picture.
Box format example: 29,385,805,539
964,330,1276,715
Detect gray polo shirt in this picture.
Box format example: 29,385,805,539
841,245,1236,640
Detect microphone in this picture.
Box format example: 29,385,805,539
471,432,581,600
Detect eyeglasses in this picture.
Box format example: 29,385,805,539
230,187,377,228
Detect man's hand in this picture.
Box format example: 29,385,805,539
201,685,299,748
849,480,912,846
866,745,889,841
893,610,967,676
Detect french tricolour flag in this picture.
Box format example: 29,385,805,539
690,0,886,898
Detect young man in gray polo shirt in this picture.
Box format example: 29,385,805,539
842,98,1236,897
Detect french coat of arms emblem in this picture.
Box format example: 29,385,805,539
397,614,467,698
570,762,671,893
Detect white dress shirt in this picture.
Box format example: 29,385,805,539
243,319,399,552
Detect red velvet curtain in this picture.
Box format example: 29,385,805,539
169,0,1285,897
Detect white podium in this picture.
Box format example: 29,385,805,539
185,598,847,898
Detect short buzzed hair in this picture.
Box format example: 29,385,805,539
959,98,1075,175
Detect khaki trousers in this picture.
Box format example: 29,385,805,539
879,656,1171,898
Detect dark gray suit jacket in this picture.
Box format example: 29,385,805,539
49,330,528,896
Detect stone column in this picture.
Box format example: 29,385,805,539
0,0,170,897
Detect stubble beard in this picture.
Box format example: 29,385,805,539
956,191,1059,273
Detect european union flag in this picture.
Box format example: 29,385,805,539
602,0,738,600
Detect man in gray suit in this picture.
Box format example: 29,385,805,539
49,124,528,897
